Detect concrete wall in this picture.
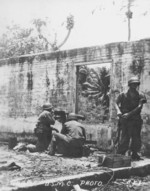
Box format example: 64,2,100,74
110,39,150,122
0,53,76,133
0,39,150,144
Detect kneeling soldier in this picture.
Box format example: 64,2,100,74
48,113,86,157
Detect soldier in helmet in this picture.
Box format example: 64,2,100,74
48,113,86,157
34,103,58,152
79,68,87,90
115,76,147,160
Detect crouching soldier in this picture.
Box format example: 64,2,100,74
34,103,58,152
48,113,86,157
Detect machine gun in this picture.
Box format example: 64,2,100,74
54,109,67,122
54,108,85,122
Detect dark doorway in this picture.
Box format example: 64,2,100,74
76,63,111,123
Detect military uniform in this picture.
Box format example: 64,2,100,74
116,91,146,154
48,113,86,157
34,103,55,152
116,77,147,159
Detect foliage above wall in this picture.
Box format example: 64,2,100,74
0,15,74,59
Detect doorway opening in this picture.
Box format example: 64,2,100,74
76,62,111,124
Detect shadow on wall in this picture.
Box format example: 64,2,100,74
27,71,33,90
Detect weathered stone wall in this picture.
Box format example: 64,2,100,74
0,53,76,132
110,40,150,122
109,39,150,154
0,39,150,144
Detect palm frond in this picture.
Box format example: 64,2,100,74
83,82,99,90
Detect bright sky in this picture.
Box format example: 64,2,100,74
0,0,150,50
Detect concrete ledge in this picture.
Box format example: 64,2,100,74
7,158,150,191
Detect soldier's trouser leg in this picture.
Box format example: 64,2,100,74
117,119,131,155
130,119,142,153
68,139,85,157
48,132,84,157
54,133,85,157
117,118,142,155
36,140,45,152
36,132,49,152
48,132,70,155
45,131,52,149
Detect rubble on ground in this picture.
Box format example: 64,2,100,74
1,144,150,191
92,176,150,191
0,144,104,188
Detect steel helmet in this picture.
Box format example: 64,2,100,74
79,68,87,75
43,103,53,110
67,113,78,121
128,76,140,86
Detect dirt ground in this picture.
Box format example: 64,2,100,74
1,144,150,191
0,144,104,188
97,176,150,191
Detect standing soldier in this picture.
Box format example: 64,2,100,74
115,76,147,160
34,103,58,152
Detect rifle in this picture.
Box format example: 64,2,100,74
114,119,121,146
